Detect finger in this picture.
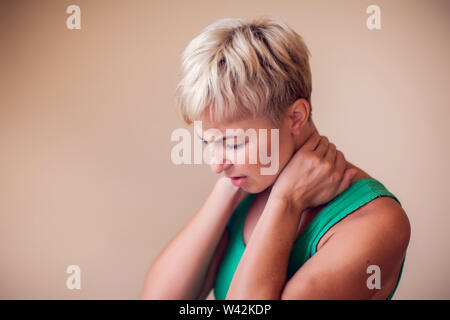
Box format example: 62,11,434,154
324,142,337,163
335,168,357,196
300,133,322,152
315,136,329,158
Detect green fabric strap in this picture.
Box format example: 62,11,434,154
214,177,406,300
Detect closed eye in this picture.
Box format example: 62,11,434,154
226,142,246,149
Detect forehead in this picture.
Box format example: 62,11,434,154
193,121,245,142
198,116,273,132
194,116,279,142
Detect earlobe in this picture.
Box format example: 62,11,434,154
290,121,302,136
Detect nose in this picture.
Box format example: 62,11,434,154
209,145,233,174
210,161,233,174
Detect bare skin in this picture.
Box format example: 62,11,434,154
241,164,404,299
142,98,410,300
198,99,410,299
194,169,407,299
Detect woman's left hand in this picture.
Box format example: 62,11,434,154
269,134,357,213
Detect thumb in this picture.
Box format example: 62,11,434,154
336,169,357,196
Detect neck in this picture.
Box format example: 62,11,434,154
294,119,320,151
297,120,361,182
261,120,321,197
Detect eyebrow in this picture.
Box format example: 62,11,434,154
194,131,242,143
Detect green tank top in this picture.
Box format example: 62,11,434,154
214,177,406,300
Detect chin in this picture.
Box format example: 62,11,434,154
242,178,276,194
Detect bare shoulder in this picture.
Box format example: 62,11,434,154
350,195,410,240
319,164,411,252
281,166,411,299
326,173,411,256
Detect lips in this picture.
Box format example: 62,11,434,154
229,176,247,187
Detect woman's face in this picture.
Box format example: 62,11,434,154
197,115,296,193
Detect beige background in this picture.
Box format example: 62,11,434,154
0,0,449,299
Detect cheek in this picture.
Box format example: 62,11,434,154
252,144,293,187
244,140,259,165
278,144,294,171
240,136,275,172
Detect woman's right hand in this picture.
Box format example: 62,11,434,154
269,134,357,213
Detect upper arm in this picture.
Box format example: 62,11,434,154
281,197,411,300
197,226,230,299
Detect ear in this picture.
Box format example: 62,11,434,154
286,98,310,135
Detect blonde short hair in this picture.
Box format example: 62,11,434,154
175,17,312,125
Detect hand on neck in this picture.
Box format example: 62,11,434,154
292,119,356,178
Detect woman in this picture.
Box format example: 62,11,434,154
141,17,410,300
